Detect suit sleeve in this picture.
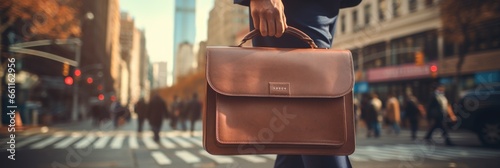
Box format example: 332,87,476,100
234,0,250,6
340,0,362,8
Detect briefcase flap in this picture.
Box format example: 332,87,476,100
206,46,354,98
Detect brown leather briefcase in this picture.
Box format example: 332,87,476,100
204,27,355,155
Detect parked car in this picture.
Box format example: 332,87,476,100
457,83,500,148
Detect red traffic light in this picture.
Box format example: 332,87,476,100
64,76,74,85
98,94,105,101
86,77,93,84
74,69,81,77
430,65,438,72
110,95,116,102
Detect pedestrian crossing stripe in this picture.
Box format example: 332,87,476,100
129,134,139,149
199,150,234,164
93,135,111,149
160,137,176,149
151,151,172,165
176,150,201,163
142,136,160,149
110,134,125,149
30,136,64,149
75,135,97,149
54,135,82,149
14,133,500,163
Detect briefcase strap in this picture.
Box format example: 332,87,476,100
237,26,318,49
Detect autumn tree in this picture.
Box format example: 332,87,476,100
440,0,500,101
0,0,81,124
0,0,81,60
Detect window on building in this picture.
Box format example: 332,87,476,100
378,0,386,21
391,30,438,64
425,0,434,7
340,15,346,34
363,42,386,69
352,10,358,32
392,0,402,18
351,48,360,70
409,0,417,13
364,4,372,26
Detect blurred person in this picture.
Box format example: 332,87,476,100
186,93,202,137
353,96,361,132
367,93,382,138
134,97,148,134
235,0,361,166
360,94,372,137
111,101,130,129
404,90,426,140
385,93,401,135
424,84,457,146
147,94,169,142
178,98,189,131
90,102,109,127
170,95,182,130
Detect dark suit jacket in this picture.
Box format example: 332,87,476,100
426,93,445,120
234,0,362,48
147,95,168,126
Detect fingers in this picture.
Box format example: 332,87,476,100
250,0,286,38
259,14,268,36
266,10,276,37
275,11,286,37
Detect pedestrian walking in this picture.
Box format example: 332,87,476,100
147,94,168,142
234,0,361,167
90,102,109,127
186,93,202,137
404,90,426,140
110,100,129,129
424,84,457,146
134,97,148,133
385,93,401,135
170,95,182,130
178,98,189,131
367,93,382,138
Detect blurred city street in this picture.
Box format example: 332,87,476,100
1,117,500,168
2,0,500,167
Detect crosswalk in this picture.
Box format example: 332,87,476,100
8,131,500,165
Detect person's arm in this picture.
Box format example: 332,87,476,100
249,0,287,37
447,104,457,122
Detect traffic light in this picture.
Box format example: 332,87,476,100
64,76,74,85
98,94,105,101
86,77,93,84
62,62,70,76
74,69,81,77
430,65,438,78
415,51,424,66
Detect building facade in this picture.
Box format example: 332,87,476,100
207,0,249,46
173,0,196,84
333,0,500,102
152,62,168,89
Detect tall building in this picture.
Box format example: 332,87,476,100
173,0,196,84
207,0,248,46
120,12,143,106
174,42,196,80
333,0,500,101
139,30,151,99
80,0,120,119
152,62,168,89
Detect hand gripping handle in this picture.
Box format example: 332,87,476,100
237,26,318,48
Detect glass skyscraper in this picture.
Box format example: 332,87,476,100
173,0,196,83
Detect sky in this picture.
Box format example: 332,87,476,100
120,0,214,85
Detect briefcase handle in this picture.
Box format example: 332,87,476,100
237,26,319,48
